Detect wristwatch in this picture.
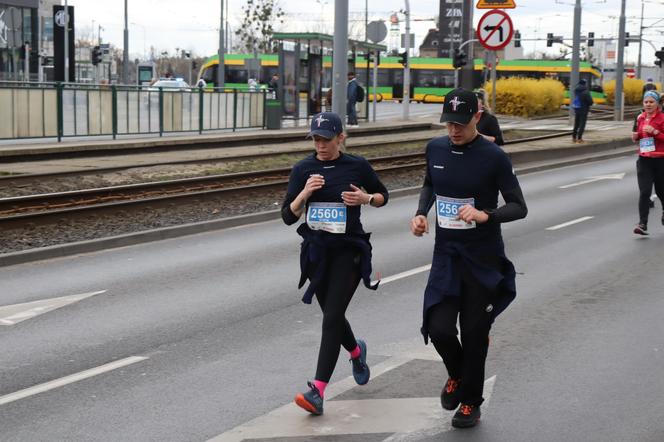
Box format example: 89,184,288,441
367,194,374,206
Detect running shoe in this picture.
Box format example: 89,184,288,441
294,382,324,415
634,223,649,235
440,377,461,410
452,404,481,428
350,339,370,385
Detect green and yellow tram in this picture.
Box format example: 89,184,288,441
198,54,605,104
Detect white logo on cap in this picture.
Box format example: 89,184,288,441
315,115,329,127
449,96,465,111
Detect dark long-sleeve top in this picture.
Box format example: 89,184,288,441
476,111,504,146
281,152,389,303
416,134,527,341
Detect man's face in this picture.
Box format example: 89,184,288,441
446,113,481,145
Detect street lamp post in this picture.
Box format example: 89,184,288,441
614,0,627,121
402,0,410,121
123,0,129,84
568,0,581,125
217,0,225,89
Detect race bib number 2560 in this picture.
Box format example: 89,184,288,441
306,202,347,234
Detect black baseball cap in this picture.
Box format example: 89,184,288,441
307,112,344,139
440,88,479,125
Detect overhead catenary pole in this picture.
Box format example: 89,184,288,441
637,0,644,79
123,0,129,84
64,0,69,82
614,0,626,121
217,0,225,88
402,0,410,120
568,0,581,125
332,0,349,123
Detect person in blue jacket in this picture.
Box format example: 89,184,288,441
410,88,527,428
347,72,360,127
572,79,594,143
282,112,389,416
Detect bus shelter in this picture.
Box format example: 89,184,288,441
272,32,386,122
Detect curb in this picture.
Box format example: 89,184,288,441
0,139,636,267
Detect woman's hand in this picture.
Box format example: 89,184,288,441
341,184,371,206
632,132,639,143
301,174,325,199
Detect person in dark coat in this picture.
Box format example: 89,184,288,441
475,90,504,146
347,72,360,127
268,73,280,99
572,79,594,143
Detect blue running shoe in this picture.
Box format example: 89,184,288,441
294,382,323,415
351,339,370,385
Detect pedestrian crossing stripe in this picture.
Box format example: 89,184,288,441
476,0,516,9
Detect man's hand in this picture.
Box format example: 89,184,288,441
410,215,429,237
457,205,490,224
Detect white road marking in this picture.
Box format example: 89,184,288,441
0,290,106,326
546,216,594,231
375,265,432,286
208,365,496,442
559,173,625,189
0,356,148,406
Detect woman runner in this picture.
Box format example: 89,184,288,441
281,112,389,415
632,90,664,235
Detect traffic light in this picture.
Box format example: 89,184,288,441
452,48,467,69
514,30,521,48
91,46,102,66
587,32,594,47
625,32,630,46
546,33,554,47
398,51,408,67
655,47,664,66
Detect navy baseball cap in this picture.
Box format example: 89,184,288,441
307,112,343,139
440,88,479,125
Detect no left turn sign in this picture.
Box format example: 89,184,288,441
477,9,514,51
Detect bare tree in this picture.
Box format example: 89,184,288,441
235,0,285,54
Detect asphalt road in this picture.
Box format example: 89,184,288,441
1,154,663,442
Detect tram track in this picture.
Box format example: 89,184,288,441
0,130,581,230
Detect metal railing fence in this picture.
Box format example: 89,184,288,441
0,82,267,141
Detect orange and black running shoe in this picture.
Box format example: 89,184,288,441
452,403,481,428
440,377,461,411
294,382,324,415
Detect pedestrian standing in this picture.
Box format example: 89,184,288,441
268,73,280,99
475,90,504,146
643,78,657,94
282,112,389,415
347,72,360,127
410,88,527,428
631,90,664,235
571,79,594,144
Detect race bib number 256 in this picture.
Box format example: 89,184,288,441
436,195,476,229
306,202,347,234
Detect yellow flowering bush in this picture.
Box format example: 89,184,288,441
603,78,658,105
483,78,565,117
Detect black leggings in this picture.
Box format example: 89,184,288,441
636,156,664,225
314,248,362,382
426,257,500,407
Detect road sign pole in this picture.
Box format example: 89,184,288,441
402,0,411,121
491,51,497,110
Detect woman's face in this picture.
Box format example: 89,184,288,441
643,97,658,113
313,133,345,161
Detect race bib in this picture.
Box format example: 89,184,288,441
436,195,476,229
640,137,656,153
306,202,347,234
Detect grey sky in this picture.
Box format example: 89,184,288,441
72,0,663,63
